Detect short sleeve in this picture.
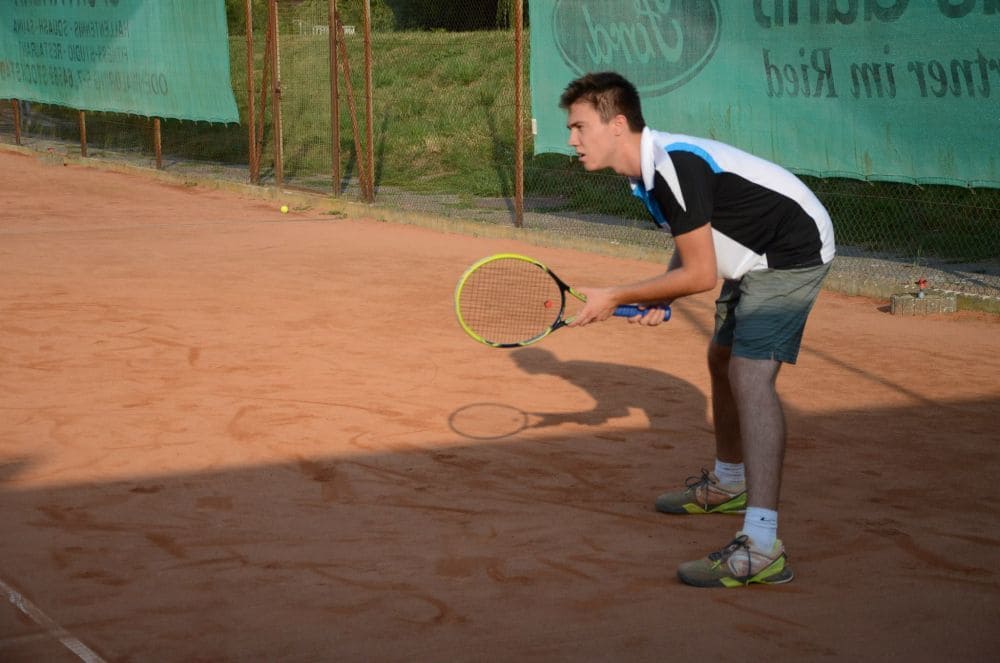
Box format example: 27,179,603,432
652,151,716,236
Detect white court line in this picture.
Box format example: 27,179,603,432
0,577,106,663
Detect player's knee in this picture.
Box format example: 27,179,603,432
728,355,781,395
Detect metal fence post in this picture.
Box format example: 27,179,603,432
514,0,524,228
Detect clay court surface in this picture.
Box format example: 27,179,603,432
1,149,998,662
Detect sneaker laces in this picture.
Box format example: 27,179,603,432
708,534,754,584
684,468,714,509
684,468,713,489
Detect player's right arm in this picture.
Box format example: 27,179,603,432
572,225,717,326
609,224,717,301
572,152,720,327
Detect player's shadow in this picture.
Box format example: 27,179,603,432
508,346,706,433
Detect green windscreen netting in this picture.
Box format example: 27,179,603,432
530,1,1000,188
0,0,238,123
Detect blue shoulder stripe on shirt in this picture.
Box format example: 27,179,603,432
632,143,722,230
665,142,723,174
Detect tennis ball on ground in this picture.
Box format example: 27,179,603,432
280,204,289,213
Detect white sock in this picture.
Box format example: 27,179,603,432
743,507,778,551
713,459,745,487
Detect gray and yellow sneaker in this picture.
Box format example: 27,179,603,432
677,533,794,588
654,469,747,515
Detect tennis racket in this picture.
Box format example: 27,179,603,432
454,253,671,348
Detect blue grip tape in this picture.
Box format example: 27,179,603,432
613,305,671,320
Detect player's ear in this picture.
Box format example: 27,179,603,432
611,113,628,135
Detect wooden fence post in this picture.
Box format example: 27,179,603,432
245,0,259,183
329,0,341,194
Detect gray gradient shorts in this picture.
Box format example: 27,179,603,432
712,263,831,364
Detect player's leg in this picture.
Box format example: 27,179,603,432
729,355,784,511
708,341,744,466
655,282,747,515
676,263,830,587
729,355,786,571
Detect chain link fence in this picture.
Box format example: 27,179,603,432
2,1,998,308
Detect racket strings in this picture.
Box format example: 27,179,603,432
458,259,563,345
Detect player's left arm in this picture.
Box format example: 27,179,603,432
627,244,690,325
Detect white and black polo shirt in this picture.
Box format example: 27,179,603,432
630,128,836,280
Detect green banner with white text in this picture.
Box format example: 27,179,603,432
530,1,1000,188
0,0,238,123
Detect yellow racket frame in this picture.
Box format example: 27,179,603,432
454,253,578,348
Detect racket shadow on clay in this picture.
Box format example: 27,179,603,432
449,348,708,441
448,403,533,440
448,402,602,440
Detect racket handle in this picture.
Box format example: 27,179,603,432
613,305,671,320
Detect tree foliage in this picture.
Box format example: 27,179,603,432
224,0,522,34
382,0,501,30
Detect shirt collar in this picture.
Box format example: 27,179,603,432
629,127,656,193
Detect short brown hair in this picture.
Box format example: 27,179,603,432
559,72,646,132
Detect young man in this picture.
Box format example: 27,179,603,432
559,72,835,588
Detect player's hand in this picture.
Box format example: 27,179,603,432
627,302,672,326
569,287,618,326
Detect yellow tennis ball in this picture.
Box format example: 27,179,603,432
280,205,289,213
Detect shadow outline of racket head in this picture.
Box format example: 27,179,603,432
448,402,530,440
454,253,671,348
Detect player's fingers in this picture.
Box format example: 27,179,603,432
625,305,660,325
639,307,666,326
575,310,611,326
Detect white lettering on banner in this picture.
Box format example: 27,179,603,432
582,1,683,65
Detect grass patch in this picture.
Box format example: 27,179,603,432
9,30,999,264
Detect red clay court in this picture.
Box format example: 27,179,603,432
1,149,998,661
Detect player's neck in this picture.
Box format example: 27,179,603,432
612,131,644,179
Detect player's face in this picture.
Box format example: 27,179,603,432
566,101,619,172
